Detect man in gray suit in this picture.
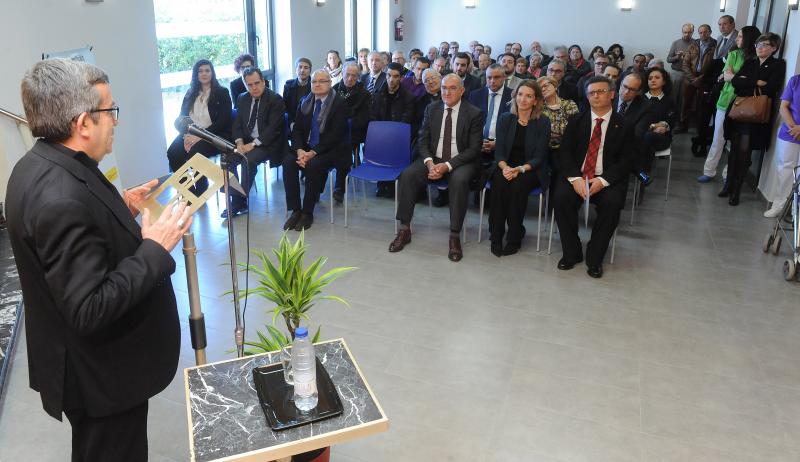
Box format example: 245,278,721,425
714,15,738,59
389,74,485,262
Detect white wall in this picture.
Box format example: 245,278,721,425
0,0,166,197
285,0,346,83
399,0,734,66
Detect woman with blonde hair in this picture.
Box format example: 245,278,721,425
488,80,551,256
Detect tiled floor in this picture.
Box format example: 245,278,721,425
1,134,799,461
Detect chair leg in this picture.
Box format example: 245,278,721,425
344,175,349,228
548,209,555,255
362,179,368,210
477,187,486,243
630,177,637,226
264,161,269,213
329,170,334,224
665,155,672,201
536,192,543,252
394,180,399,234
610,228,617,264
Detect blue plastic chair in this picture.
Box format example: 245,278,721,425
477,181,547,251
344,121,411,231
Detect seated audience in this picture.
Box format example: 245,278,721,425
389,74,485,262
432,56,449,75
230,53,255,109
439,41,451,63
514,57,532,80
407,49,423,71
413,68,442,137
283,70,349,231
603,63,622,88
227,67,287,217
166,59,232,196
401,56,431,100
565,45,592,85
283,58,312,127
371,62,414,125
639,67,676,185
764,71,800,217
469,64,513,171
427,46,439,61
333,62,373,202
499,53,522,90
474,53,492,86
510,42,523,59
587,46,605,66
538,76,579,152
361,51,387,93
620,53,647,82
528,41,551,67
527,53,545,79
484,45,495,63
488,80,551,257
473,43,485,63
547,59,578,102
392,50,406,68
552,76,633,279
324,50,344,86
722,32,785,206
577,53,610,111
452,52,481,94
613,73,652,185
647,59,665,69
698,26,759,184
607,43,625,67
358,48,370,74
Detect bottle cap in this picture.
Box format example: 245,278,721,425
295,327,308,338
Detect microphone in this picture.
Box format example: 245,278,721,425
175,116,193,135
186,124,237,154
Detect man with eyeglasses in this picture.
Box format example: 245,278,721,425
614,73,655,187
578,52,610,111
389,74,485,262
7,58,193,460
413,68,443,141
283,69,349,231
552,76,634,279
547,58,578,102
333,62,373,203
469,63,513,176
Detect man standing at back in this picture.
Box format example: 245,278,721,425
6,58,193,461
714,15,738,59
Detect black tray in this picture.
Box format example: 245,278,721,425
252,358,343,431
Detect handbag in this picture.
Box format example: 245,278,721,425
729,88,771,124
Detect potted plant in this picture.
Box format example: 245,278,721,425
235,231,356,355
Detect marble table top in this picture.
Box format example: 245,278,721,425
185,338,388,462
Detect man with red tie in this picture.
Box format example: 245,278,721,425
552,76,635,278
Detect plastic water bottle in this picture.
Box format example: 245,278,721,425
291,327,318,411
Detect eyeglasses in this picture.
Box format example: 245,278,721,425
89,106,120,121
311,79,331,85
587,89,610,96
755,42,774,49
621,84,640,92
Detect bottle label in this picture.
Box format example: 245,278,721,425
294,380,317,395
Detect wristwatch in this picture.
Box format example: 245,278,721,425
517,166,525,174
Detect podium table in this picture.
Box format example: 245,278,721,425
184,338,389,462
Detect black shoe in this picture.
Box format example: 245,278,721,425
557,256,583,270
587,265,603,278
728,190,740,206
502,244,520,256
333,189,344,204
637,171,653,186
295,213,313,231
490,241,503,257
221,205,248,219
433,190,449,207
717,185,729,197
283,211,302,230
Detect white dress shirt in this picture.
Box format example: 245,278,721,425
189,88,212,129
424,100,461,171
568,109,612,187
486,86,504,139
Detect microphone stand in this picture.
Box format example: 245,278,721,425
219,147,246,358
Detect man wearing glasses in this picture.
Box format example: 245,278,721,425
283,69,349,231
552,76,634,279
6,58,193,460
547,59,578,102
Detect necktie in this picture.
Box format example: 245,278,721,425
618,101,628,116
483,92,497,139
582,118,603,179
247,98,260,132
718,37,727,58
367,75,376,93
309,99,322,147
442,107,453,161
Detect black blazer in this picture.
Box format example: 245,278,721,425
282,78,311,125
731,56,786,100
558,111,634,185
557,81,579,103
468,86,513,134
418,99,485,170
230,78,246,109
462,73,481,95
233,89,286,147
176,85,233,141
360,72,387,94
370,85,414,124
6,140,180,419
333,80,373,145
291,91,350,158
493,112,552,187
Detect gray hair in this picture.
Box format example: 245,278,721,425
548,58,566,70
21,58,109,141
343,61,361,73
442,73,463,88
421,68,441,82
553,45,568,54
486,63,505,74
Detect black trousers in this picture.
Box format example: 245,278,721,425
726,122,755,199
640,132,672,173
64,401,149,462
552,177,626,266
167,135,219,195
488,168,540,246
227,144,283,209
396,159,477,232
283,151,338,214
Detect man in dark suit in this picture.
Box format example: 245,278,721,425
613,73,654,185
371,62,415,124
282,57,312,127
228,67,288,217
283,69,350,231
412,68,442,145
468,63,513,172
6,59,193,461
388,74,485,262
548,59,579,102
714,15,737,59
553,76,634,278
333,61,373,202
360,51,387,94
577,53,610,111
452,52,481,95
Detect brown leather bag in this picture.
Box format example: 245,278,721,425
729,88,771,124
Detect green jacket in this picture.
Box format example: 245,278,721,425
716,49,745,110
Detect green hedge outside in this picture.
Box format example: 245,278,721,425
158,34,246,74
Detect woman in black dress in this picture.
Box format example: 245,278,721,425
489,80,551,257
723,32,786,205
166,59,232,195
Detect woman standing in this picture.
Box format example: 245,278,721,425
698,26,760,183
724,32,786,205
764,72,800,217
166,59,232,196
324,50,344,85
489,80,551,257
